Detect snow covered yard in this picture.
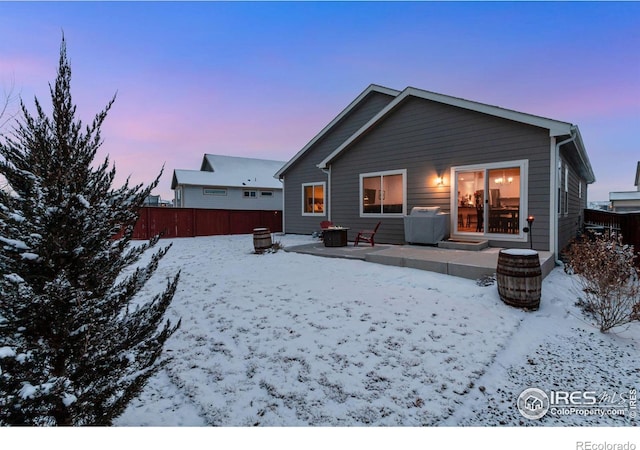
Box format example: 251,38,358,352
114,234,638,427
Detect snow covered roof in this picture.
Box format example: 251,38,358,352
609,191,640,201
172,154,286,190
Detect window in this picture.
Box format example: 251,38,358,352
558,160,569,216
579,181,582,199
175,188,182,207
360,169,406,216
302,182,325,215
564,166,569,216
203,188,227,196
260,191,273,197
452,160,528,240
243,190,257,198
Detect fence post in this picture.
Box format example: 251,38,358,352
192,208,197,237
146,207,152,240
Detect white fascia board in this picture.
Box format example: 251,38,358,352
276,84,401,178
318,89,412,169
405,87,576,136
571,126,596,184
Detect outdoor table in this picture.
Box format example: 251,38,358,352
322,227,349,247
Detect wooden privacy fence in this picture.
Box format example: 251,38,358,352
583,209,640,262
131,207,283,240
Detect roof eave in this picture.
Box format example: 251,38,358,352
318,87,597,178
275,84,401,179
573,126,596,184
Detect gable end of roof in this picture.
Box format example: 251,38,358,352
318,86,580,169
274,84,401,179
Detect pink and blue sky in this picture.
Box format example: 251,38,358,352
0,1,638,202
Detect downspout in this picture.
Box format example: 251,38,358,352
321,166,331,222
553,127,578,265
280,175,285,234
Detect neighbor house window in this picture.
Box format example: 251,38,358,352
302,182,325,215
360,169,406,216
175,188,182,208
260,191,273,197
243,190,257,198
204,188,227,196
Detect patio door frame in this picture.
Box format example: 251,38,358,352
450,159,529,242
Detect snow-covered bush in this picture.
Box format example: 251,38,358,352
565,231,640,333
0,38,180,425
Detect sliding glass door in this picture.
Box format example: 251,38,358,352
453,161,527,239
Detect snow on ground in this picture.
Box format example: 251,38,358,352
114,234,638,428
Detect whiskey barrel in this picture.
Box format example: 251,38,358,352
496,249,541,310
253,228,272,253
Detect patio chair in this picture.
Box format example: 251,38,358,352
318,220,333,240
354,221,381,247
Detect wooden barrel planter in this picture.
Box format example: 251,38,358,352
496,249,542,310
253,228,272,253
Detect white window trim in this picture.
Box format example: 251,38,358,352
243,190,258,198
450,159,529,242
359,169,407,218
579,181,582,199
203,187,227,196
301,182,326,216
175,187,182,208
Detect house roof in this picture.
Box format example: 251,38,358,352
316,85,595,183
635,161,640,187
172,154,286,190
274,84,401,179
609,191,640,201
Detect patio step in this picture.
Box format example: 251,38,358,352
437,239,489,251
286,241,555,281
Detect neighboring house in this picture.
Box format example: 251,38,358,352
144,195,172,207
609,161,640,212
275,84,596,258
172,154,285,210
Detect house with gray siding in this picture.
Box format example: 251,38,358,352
275,84,596,259
172,154,285,210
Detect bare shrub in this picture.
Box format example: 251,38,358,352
565,232,640,332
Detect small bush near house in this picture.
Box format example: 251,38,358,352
565,232,640,333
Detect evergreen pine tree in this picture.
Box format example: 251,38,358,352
0,38,180,425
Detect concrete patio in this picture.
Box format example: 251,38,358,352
285,240,556,281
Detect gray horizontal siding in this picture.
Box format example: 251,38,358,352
283,91,396,234
330,97,553,249
558,146,589,253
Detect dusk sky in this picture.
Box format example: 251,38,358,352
0,1,638,202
